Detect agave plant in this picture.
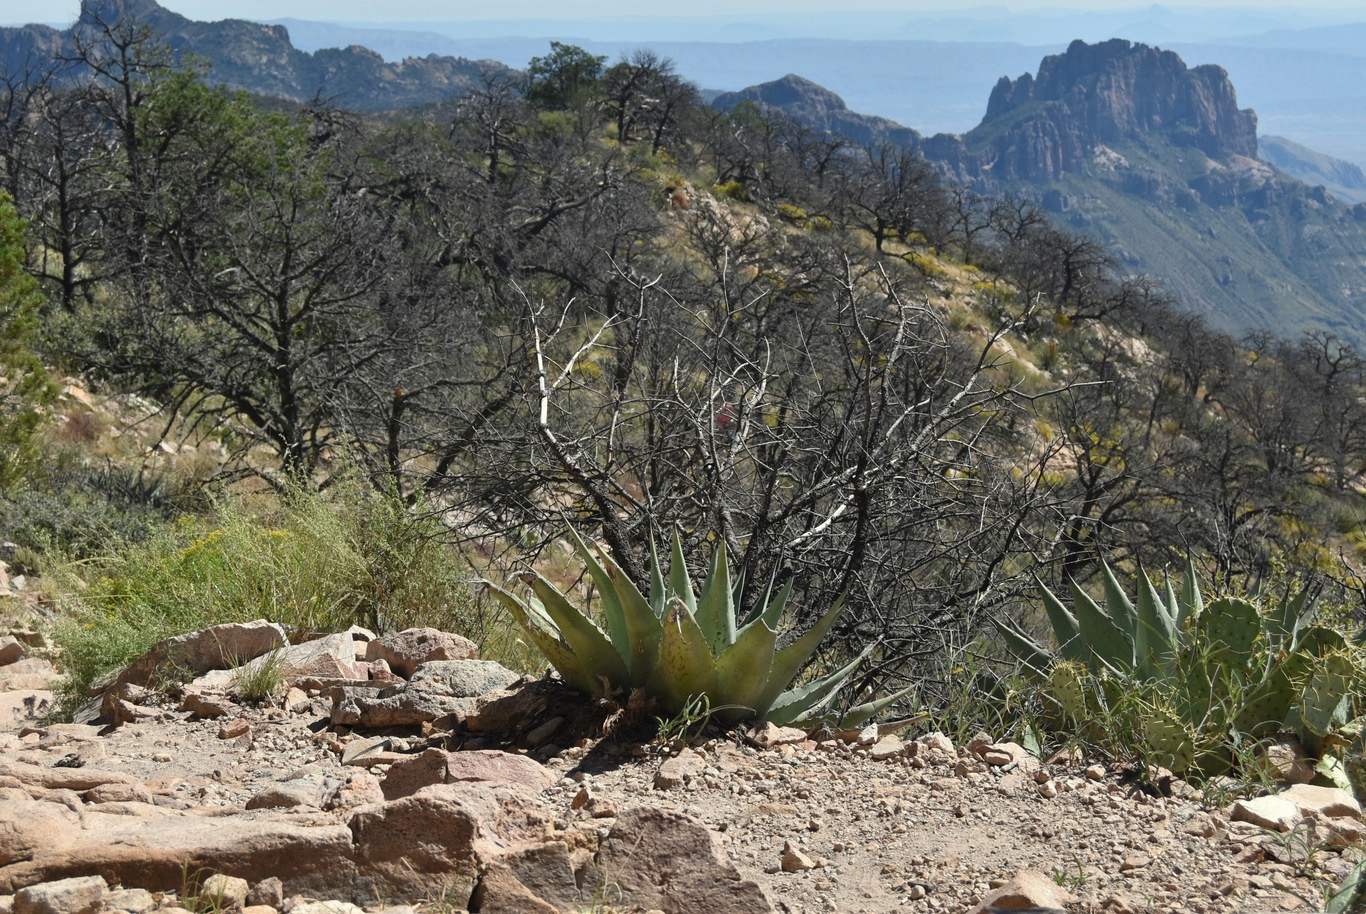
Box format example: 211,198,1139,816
486,528,909,726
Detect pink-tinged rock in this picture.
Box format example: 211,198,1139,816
1231,795,1303,832
966,869,1076,914
1319,816,1366,849
0,636,27,666
746,722,808,750
179,690,241,719
984,742,1038,770
323,773,385,812
381,749,555,801
869,736,905,760
330,684,477,728
654,748,705,789
596,808,774,914
102,621,287,694
14,874,106,914
84,783,155,805
0,803,357,898
1256,738,1315,785
0,692,53,727
366,629,478,679
367,660,402,683
347,783,551,902
468,863,559,914
1281,783,1363,820
218,719,251,740
0,762,138,792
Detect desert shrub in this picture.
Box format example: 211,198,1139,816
51,473,481,712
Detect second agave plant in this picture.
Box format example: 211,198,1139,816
486,528,908,727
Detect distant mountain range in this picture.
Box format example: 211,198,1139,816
725,40,1366,342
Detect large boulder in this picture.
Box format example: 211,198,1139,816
595,808,774,914
100,621,287,694
381,749,556,801
366,629,478,678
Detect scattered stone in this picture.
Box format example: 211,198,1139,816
868,735,904,760
246,777,325,810
746,723,808,750
14,875,105,914
366,629,478,679
1085,763,1106,780
218,719,251,740
179,690,241,719
1280,783,1362,820
1232,795,1303,832
654,748,705,789
0,638,27,667
1256,738,1316,785
246,878,283,910
966,870,1075,914
781,840,815,873
103,620,287,693
323,772,385,812
284,687,311,714
1038,779,1060,798
468,863,559,914
198,875,249,910
380,748,556,801
408,660,521,697
103,889,155,914
329,684,476,729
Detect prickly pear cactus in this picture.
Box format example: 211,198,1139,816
1048,661,1088,722
1144,703,1196,774
1198,597,1261,660
1300,650,1355,738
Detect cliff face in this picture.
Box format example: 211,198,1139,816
1,0,506,112
931,38,1258,183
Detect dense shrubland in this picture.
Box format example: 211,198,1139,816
2,12,1366,748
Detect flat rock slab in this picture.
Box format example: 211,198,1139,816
330,684,477,728
381,749,555,801
1231,794,1303,832
1280,783,1362,820
0,691,53,729
0,801,356,898
408,661,521,697
366,629,478,678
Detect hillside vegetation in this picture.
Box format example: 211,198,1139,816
2,11,1366,743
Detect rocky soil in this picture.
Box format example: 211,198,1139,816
0,619,1360,914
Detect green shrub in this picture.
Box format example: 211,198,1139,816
713,180,749,202
51,474,480,712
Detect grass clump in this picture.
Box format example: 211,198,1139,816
51,473,481,713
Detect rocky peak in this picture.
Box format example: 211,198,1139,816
711,74,920,150
941,38,1257,183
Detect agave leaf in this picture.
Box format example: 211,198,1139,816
755,594,849,717
485,582,602,695
1099,562,1141,665
995,618,1054,678
832,684,917,729
714,617,778,717
590,544,665,687
565,527,631,664
694,540,737,656
667,529,697,615
527,575,631,689
646,598,720,716
1036,577,1085,664
754,576,795,633
1070,579,1133,671
648,534,667,617
1177,555,1203,628
1135,564,1176,677
765,645,870,726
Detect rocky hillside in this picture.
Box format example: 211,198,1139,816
1,616,1363,914
719,40,1366,345
711,74,921,150
1261,135,1366,204
0,0,507,112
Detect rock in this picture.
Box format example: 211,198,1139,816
0,638,27,666
1084,764,1106,780
284,687,310,714
218,719,251,740
380,749,556,801
746,723,808,750
103,889,154,914
366,629,478,679
966,869,1075,914
1037,780,1059,798
0,693,53,727
329,684,476,729
920,732,954,754
654,748,705,789
1256,738,1316,785
496,842,581,909
324,772,385,812
246,877,283,909
291,902,365,914
103,621,287,693
1280,783,1362,820
467,864,559,914
868,736,904,760
0,801,356,898
84,783,154,805
780,840,814,873
198,875,248,910
0,762,138,792
966,731,994,756
347,783,552,902
596,807,774,914
408,660,521,697
246,777,325,810
463,686,551,733
179,690,241,720
14,876,106,914
255,633,368,685
366,660,402,683
985,742,1038,771
1231,795,1303,832
1319,815,1366,848
524,717,563,749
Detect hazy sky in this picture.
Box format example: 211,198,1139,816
8,0,1366,26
